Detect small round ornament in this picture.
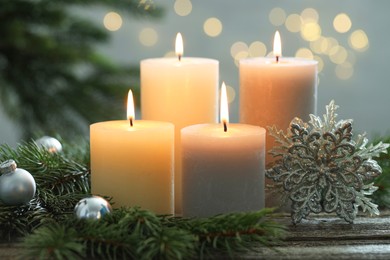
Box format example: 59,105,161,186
0,160,36,205
74,196,112,220
34,136,62,153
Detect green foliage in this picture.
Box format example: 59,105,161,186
372,136,390,208
0,0,163,139
0,141,286,259
172,208,285,258
0,199,49,241
0,142,90,196
0,141,90,239
22,207,285,260
2,136,390,258
23,224,85,260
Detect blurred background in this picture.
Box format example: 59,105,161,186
1,0,389,146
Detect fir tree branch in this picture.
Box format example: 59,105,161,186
172,208,286,258
22,208,285,260
1,140,287,258
4,136,390,259
0,199,50,242
0,0,162,139
22,224,86,260
372,137,390,207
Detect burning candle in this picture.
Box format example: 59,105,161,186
90,90,174,214
239,31,318,208
141,33,219,214
181,83,266,217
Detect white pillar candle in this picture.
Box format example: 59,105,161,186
91,91,174,214
181,83,266,217
239,31,318,208
141,33,219,214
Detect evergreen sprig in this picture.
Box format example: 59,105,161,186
0,141,90,239
2,137,390,258
22,207,285,260
172,208,285,259
372,136,390,207
0,141,286,259
0,141,90,196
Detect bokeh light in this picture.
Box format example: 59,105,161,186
138,0,153,11
234,51,249,67
301,22,321,42
103,12,123,31
230,41,248,58
310,37,328,54
313,55,324,72
139,28,158,46
174,0,192,17
285,14,302,33
266,51,274,58
301,8,319,23
203,17,223,37
324,37,339,55
226,84,236,103
269,7,286,26
248,41,267,57
164,51,176,57
295,48,314,59
349,30,369,51
333,13,352,33
335,62,354,80
346,50,357,65
329,45,348,64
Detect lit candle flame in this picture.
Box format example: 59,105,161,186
175,32,183,61
220,82,229,132
127,89,135,127
273,30,282,62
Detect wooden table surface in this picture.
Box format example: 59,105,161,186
1,212,390,259
246,212,390,260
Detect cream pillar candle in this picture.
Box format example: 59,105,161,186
91,91,174,214
239,31,318,208
181,83,266,217
141,33,219,214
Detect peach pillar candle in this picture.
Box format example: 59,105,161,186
141,33,219,214
91,90,174,214
239,31,318,208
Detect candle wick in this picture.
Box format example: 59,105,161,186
223,121,227,132
276,55,279,63
129,118,133,127
178,54,182,61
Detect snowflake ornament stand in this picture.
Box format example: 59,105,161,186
266,100,389,224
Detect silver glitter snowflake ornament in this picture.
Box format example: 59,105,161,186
266,100,389,224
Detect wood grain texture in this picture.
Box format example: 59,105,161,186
253,213,390,260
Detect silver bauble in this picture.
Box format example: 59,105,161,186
35,136,63,153
0,160,36,205
74,196,112,220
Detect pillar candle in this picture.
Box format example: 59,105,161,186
91,91,174,214
240,57,317,138
239,31,318,208
181,83,266,217
141,33,219,214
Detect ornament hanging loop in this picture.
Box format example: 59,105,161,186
0,160,17,174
